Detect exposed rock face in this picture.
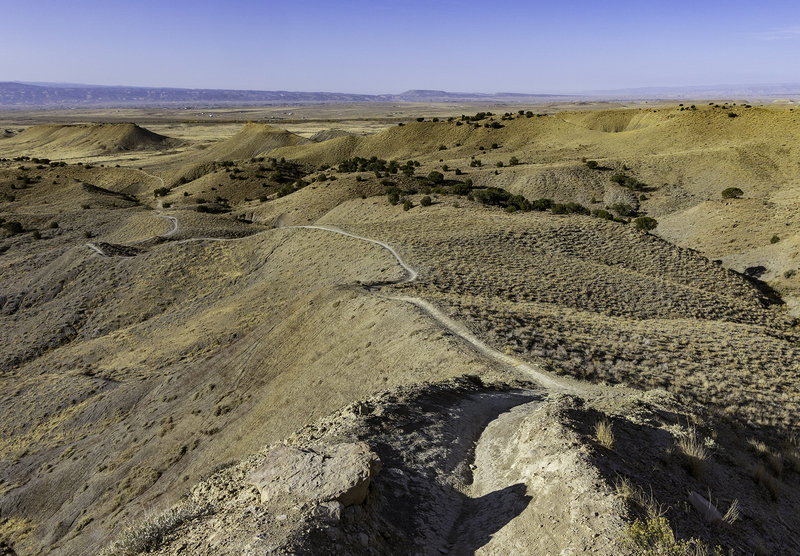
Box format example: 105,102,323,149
247,442,381,507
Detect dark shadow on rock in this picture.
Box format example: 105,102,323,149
448,483,531,553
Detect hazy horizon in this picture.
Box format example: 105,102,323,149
3,0,800,94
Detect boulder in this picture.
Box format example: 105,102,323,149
248,442,381,507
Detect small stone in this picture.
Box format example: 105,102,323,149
313,501,343,522
359,532,370,547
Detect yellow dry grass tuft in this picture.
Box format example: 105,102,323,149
594,417,615,450
676,428,709,479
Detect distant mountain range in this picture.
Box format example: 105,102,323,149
0,81,798,109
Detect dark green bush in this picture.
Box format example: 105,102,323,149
427,171,444,184
611,174,645,190
403,199,413,211
154,187,169,197
452,182,473,195
633,216,658,231
610,203,637,217
721,187,744,199
592,209,615,220
420,196,432,206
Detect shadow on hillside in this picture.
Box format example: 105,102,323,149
448,482,531,552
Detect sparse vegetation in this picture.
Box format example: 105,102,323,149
633,216,658,231
594,417,614,449
100,500,211,555
721,187,743,199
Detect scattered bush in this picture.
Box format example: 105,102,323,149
721,187,743,199
427,171,444,184
611,173,645,190
420,196,432,207
31,230,41,240
153,187,169,197
403,199,413,211
585,160,599,169
771,235,780,244
551,202,590,215
610,203,637,217
633,217,658,231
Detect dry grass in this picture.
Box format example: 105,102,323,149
614,476,667,520
721,498,740,525
676,428,710,479
594,417,615,450
99,500,211,556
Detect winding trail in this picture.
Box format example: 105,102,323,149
286,225,569,391
85,201,572,390
84,170,175,256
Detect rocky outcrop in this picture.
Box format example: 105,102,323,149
248,442,381,507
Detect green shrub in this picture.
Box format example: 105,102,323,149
721,187,744,199
551,202,589,215
388,191,400,205
592,209,615,220
416,117,424,122
509,156,519,166
49,221,58,229
771,235,780,244
403,199,413,211
32,230,41,240
633,216,658,231
610,203,637,217
452,182,473,195
622,517,718,555
611,174,645,190
153,187,169,197
427,171,444,184
420,196,432,206
585,160,599,169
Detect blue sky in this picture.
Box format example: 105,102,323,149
1,0,799,93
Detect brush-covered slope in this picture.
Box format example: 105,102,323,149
198,122,310,162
